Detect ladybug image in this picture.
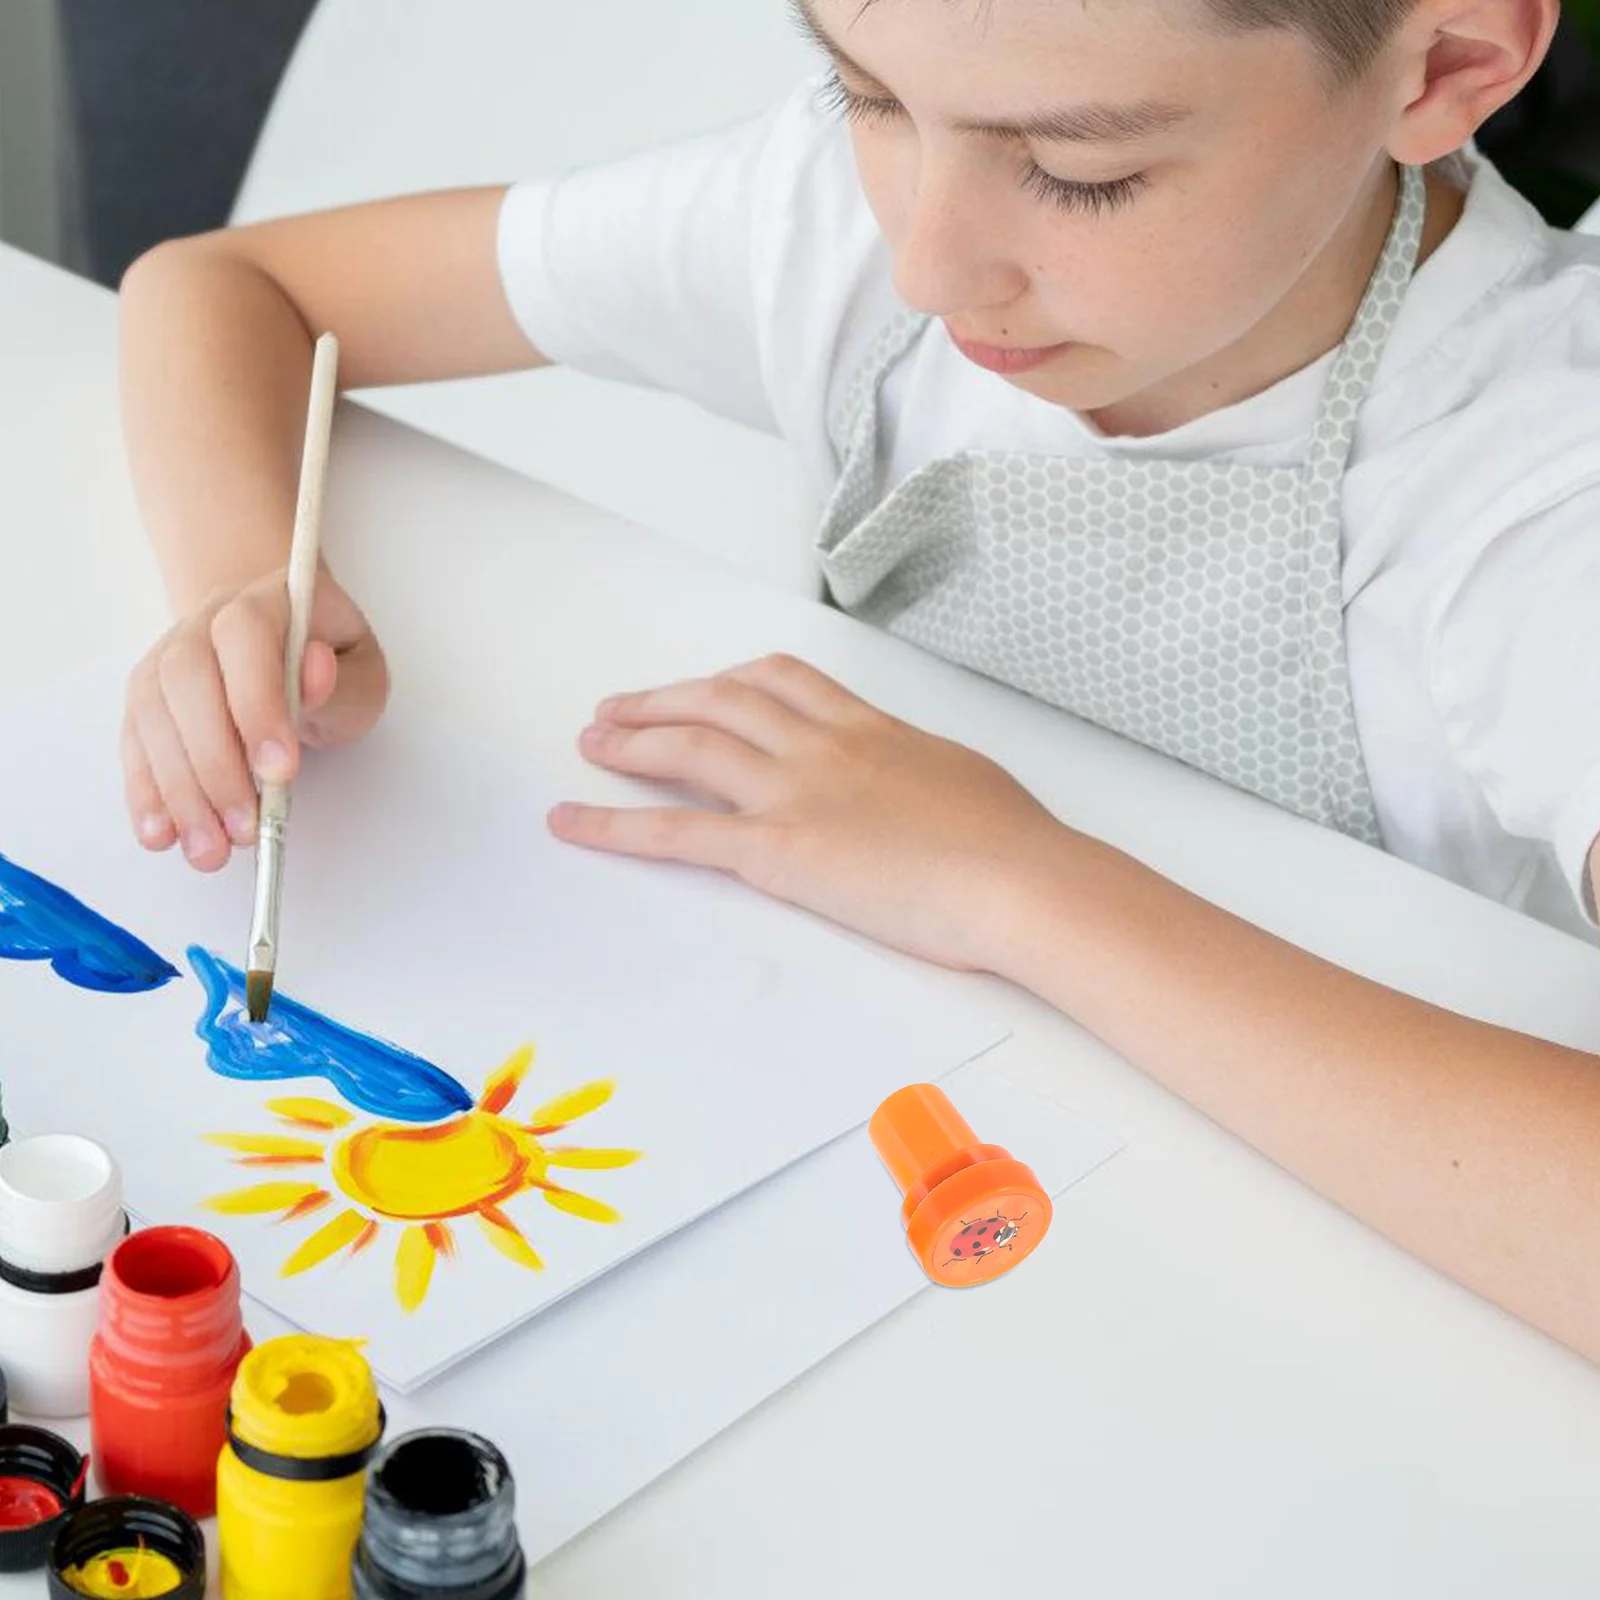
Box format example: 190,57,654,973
943,1210,1027,1267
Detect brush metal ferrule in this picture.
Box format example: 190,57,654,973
248,807,289,975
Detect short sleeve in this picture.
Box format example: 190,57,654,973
1428,483,1600,925
497,75,897,488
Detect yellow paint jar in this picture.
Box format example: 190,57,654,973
217,1336,384,1600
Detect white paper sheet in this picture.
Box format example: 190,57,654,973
0,668,1009,1389
116,1063,1122,1569
380,1062,1123,1562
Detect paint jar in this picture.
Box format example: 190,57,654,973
352,1430,525,1600
869,1083,1052,1287
0,1424,86,1573
90,1226,252,1517
0,1135,126,1416
47,1494,206,1598
217,1334,385,1600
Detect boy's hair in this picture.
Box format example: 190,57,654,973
1202,0,1420,85
858,0,1419,88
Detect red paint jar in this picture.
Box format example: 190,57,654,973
89,1226,252,1517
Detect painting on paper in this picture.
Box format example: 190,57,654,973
0,669,1007,1390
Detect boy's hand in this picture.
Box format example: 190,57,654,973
121,569,389,871
549,653,1066,973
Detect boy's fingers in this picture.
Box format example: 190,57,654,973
547,801,743,873
300,640,339,711
721,653,867,722
300,637,390,749
578,722,770,809
308,576,377,653
210,595,298,784
130,694,232,872
596,675,803,754
157,630,259,845
119,716,176,851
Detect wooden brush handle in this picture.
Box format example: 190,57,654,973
284,332,340,730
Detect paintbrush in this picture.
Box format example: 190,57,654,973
247,331,340,1023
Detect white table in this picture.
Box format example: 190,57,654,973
3,239,1599,1598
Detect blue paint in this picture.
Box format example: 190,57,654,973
0,851,179,993
187,946,473,1123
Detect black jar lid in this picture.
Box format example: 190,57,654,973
0,1425,85,1574
48,1494,205,1600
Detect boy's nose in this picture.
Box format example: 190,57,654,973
889,153,1029,318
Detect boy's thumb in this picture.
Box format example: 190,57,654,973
299,637,390,750
300,640,339,712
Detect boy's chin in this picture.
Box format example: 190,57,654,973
1000,349,1131,415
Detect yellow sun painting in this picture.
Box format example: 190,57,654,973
202,1045,642,1311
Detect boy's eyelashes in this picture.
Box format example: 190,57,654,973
819,70,1148,218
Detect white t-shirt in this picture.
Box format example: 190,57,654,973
498,74,1600,941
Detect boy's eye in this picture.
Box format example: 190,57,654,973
819,70,901,129
1019,163,1149,216
820,70,1149,217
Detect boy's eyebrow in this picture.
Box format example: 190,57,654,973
790,0,1192,145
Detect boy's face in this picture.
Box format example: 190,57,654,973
802,0,1409,420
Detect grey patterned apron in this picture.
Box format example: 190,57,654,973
817,163,1426,846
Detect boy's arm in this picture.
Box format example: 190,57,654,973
117,187,548,869
555,655,1600,1367
119,186,545,612
999,825,1600,1364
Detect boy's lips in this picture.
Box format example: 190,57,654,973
946,326,1074,374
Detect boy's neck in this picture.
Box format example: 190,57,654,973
1086,161,1467,439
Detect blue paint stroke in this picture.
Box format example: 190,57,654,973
0,850,179,993
187,945,473,1124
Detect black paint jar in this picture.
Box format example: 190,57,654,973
352,1429,524,1600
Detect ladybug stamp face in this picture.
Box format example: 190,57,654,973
943,1210,1027,1268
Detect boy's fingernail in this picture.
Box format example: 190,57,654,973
225,807,257,844
255,740,291,782
138,814,171,844
596,696,622,716
183,827,216,862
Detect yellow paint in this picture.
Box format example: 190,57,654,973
527,1079,614,1129
479,1204,544,1271
266,1097,353,1130
207,1048,641,1311
280,1208,371,1278
479,1044,534,1114
332,1113,543,1220
204,1181,323,1215
218,1336,380,1600
545,1147,640,1169
540,1187,621,1224
205,1132,326,1164
59,1547,184,1597
394,1223,435,1312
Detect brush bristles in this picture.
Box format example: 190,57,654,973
246,969,274,1024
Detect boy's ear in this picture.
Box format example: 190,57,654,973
1385,0,1560,166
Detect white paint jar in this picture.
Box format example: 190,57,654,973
0,1134,126,1417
